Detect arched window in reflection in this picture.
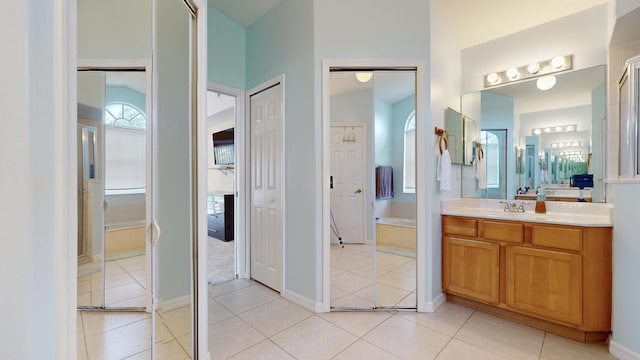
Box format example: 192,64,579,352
481,131,500,188
104,102,146,190
403,111,416,193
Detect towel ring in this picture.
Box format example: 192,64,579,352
439,135,448,155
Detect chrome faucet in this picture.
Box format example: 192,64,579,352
499,201,528,212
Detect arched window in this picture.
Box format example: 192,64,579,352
481,131,500,188
104,102,146,191
403,111,416,193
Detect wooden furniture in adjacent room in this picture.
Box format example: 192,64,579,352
442,215,612,342
207,194,234,241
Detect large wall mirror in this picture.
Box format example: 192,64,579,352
461,65,606,202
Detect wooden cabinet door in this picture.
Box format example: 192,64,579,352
443,237,499,304
506,246,582,326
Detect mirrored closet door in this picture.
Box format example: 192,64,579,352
77,70,151,311
329,70,417,310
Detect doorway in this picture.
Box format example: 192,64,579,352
327,69,417,310
206,88,238,285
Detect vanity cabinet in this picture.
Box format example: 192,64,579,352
442,215,611,342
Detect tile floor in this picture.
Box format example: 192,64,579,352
207,278,616,360
331,244,416,309
77,305,193,360
78,246,617,359
78,255,147,308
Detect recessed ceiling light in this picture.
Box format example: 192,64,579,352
533,129,542,135
544,128,551,133
566,125,574,131
527,62,540,75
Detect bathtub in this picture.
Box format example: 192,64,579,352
375,217,416,252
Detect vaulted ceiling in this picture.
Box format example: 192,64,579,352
208,0,607,49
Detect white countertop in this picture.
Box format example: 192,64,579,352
442,198,613,227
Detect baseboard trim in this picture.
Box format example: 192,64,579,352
421,292,445,313
282,289,323,313
158,295,191,312
610,340,640,360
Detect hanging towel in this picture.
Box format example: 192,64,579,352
476,151,487,189
376,165,394,199
438,149,452,192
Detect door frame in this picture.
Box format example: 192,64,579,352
245,74,286,293
321,60,427,312
329,122,367,245
206,82,248,279
77,60,154,313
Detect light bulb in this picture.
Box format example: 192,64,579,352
533,129,542,135
355,72,373,83
486,72,500,85
527,62,540,74
506,67,520,80
551,56,566,70
537,75,557,90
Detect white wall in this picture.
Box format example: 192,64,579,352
461,5,607,93
78,0,151,60
429,3,462,306
0,1,59,358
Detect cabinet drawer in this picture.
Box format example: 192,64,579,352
532,225,582,251
481,220,523,244
443,216,478,238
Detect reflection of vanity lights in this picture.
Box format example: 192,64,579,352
551,141,581,148
484,55,572,88
531,124,577,135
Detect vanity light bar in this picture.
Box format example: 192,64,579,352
532,124,577,135
484,55,573,88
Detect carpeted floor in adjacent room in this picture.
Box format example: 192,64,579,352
207,236,235,285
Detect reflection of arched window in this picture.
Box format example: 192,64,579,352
403,111,416,193
481,131,499,188
104,102,146,129
104,102,146,191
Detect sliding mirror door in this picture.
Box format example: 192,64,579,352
328,69,417,310
77,71,105,307
372,71,417,309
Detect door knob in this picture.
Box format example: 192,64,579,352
354,189,362,193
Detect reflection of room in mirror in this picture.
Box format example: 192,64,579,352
461,65,606,202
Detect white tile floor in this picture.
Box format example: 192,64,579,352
331,244,416,309
79,247,617,359
208,278,617,360
78,255,147,308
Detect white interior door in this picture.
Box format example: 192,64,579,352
330,125,365,244
250,83,283,292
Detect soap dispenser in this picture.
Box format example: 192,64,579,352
535,187,547,214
